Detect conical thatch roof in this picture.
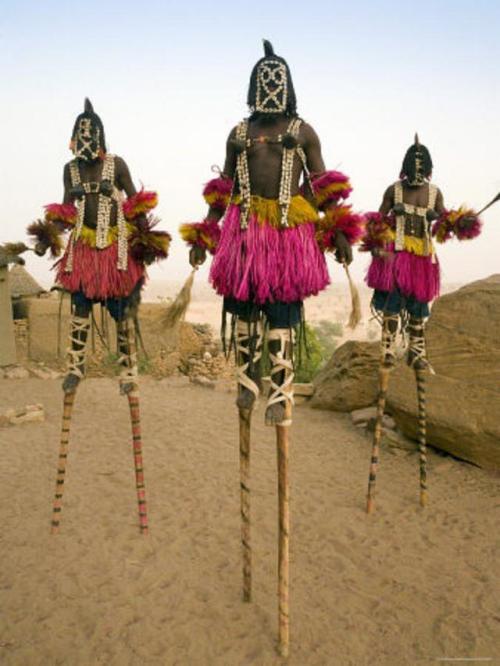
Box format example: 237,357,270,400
9,265,45,298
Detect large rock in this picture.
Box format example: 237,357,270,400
387,275,500,470
311,340,380,412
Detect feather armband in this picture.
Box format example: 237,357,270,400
179,219,221,254
44,203,78,227
123,190,158,221
27,219,65,258
202,176,233,211
306,171,353,210
317,205,365,252
128,217,171,265
359,212,394,252
432,207,482,243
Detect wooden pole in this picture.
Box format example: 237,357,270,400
127,388,149,534
415,369,428,507
239,407,252,602
366,366,390,514
51,390,76,534
276,402,291,658
0,266,17,366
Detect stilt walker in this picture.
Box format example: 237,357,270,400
180,40,364,655
361,134,483,512
28,98,170,534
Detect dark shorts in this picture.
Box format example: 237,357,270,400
372,289,430,318
223,297,303,329
71,285,141,322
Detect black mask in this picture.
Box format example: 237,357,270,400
71,98,106,162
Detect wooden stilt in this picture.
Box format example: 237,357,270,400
276,402,291,658
51,390,76,534
239,407,252,602
127,388,149,534
366,366,391,514
415,369,428,507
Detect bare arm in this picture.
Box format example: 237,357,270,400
379,185,394,215
434,189,445,215
115,156,137,198
222,126,238,181
301,123,326,174
63,163,73,204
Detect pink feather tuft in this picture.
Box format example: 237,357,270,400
454,216,482,240
306,170,353,209
318,205,365,250
432,208,482,243
202,176,233,211
44,203,77,226
360,211,394,252
123,190,158,221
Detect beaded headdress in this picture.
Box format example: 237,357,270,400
248,40,296,116
71,98,106,162
401,133,433,186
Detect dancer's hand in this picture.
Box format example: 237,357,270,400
189,246,206,267
334,230,353,265
372,247,391,260
34,241,48,257
458,216,477,230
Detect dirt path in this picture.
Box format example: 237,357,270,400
0,377,498,665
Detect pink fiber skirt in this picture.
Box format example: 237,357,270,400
366,250,440,303
209,204,330,304
55,240,145,300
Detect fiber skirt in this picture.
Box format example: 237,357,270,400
55,239,145,300
209,202,330,304
366,250,440,304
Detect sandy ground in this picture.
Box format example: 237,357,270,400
0,377,499,666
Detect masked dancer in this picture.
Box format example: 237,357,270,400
180,40,364,656
29,98,170,534
362,134,482,512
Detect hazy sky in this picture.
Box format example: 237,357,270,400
1,0,499,290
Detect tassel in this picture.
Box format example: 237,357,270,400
163,269,196,329
344,263,361,329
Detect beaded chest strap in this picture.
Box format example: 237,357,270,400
234,117,303,229
394,181,437,257
65,155,127,272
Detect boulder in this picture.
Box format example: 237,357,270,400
311,341,380,412
3,365,30,380
387,275,500,470
1,404,45,426
350,407,377,426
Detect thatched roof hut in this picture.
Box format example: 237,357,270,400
9,265,45,299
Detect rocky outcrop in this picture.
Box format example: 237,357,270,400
387,275,500,470
311,341,380,412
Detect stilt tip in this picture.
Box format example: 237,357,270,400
278,642,289,658
420,491,428,507
366,498,375,514
242,591,252,603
